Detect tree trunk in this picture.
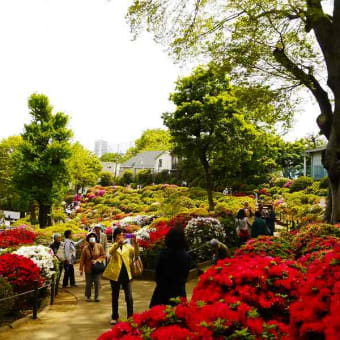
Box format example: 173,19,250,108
322,116,340,223
324,183,332,223
38,202,52,228
200,157,215,211
29,201,38,225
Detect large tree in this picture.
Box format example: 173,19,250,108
67,142,102,193
123,128,173,161
127,1,340,222
0,136,27,212
12,94,72,228
163,63,258,210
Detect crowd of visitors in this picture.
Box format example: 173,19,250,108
48,200,276,325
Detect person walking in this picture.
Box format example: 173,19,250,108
103,227,139,325
150,227,191,308
79,232,105,302
251,211,268,238
235,209,251,246
63,230,84,288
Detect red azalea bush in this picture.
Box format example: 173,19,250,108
235,236,294,259
192,255,304,323
0,227,36,249
0,253,43,293
98,301,289,340
292,223,340,257
290,245,340,339
300,236,340,255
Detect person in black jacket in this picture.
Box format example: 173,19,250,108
149,227,190,307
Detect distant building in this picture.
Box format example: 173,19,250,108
94,140,109,158
304,146,328,179
119,150,177,177
101,162,120,177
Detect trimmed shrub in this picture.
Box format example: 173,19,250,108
290,176,314,192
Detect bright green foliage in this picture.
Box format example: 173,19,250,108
67,142,102,193
99,171,115,187
0,136,27,211
12,94,73,228
163,63,258,210
100,152,122,163
123,129,173,161
290,176,314,193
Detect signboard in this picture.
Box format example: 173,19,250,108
3,210,21,220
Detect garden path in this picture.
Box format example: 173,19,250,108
0,272,198,340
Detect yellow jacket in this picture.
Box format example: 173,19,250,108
103,242,139,282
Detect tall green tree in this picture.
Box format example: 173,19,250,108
123,129,173,161
12,94,72,228
0,136,27,211
67,142,102,193
163,64,257,210
127,1,340,222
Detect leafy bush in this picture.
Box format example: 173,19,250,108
0,276,15,319
220,216,238,248
136,169,153,185
120,170,134,185
274,177,291,188
0,226,36,250
99,171,115,186
319,176,329,189
290,176,314,192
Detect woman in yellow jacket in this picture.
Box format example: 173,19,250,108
103,227,139,325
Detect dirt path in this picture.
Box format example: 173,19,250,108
0,272,198,340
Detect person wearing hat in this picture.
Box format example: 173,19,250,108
93,224,108,259
79,232,105,302
49,233,65,286
210,239,231,264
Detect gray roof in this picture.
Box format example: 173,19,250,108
120,150,166,169
306,146,326,153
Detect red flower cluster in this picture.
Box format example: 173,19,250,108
138,221,172,249
0,253,43,293
235,236,294,259
290,245,340,339
0,227,36,249
192,255,304,323
300,236,340,256
98,300,289,340
292,223,340,257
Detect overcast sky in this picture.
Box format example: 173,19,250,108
0,0,323,152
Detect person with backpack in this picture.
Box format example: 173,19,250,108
235,209,251,246
79,232,105,302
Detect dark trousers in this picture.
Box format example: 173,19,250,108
63,263,75,287
110,280,133,320
85,273,101,299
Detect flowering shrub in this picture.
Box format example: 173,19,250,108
14,245,56,281
300,236,340,256
192,255,304,323
0,253,43,292
98,300,289,340
290,246,340,339
292,223,340,257
235,236,294,259
0,227,36,250
185,217,226,261
0,276,15,318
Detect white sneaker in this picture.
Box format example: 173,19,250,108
110,319,118,325
86,297,92,302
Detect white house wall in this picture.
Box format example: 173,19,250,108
154,153,172,172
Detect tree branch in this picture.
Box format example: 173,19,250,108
273,47,333,138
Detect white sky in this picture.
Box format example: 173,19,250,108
0,0,322,152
